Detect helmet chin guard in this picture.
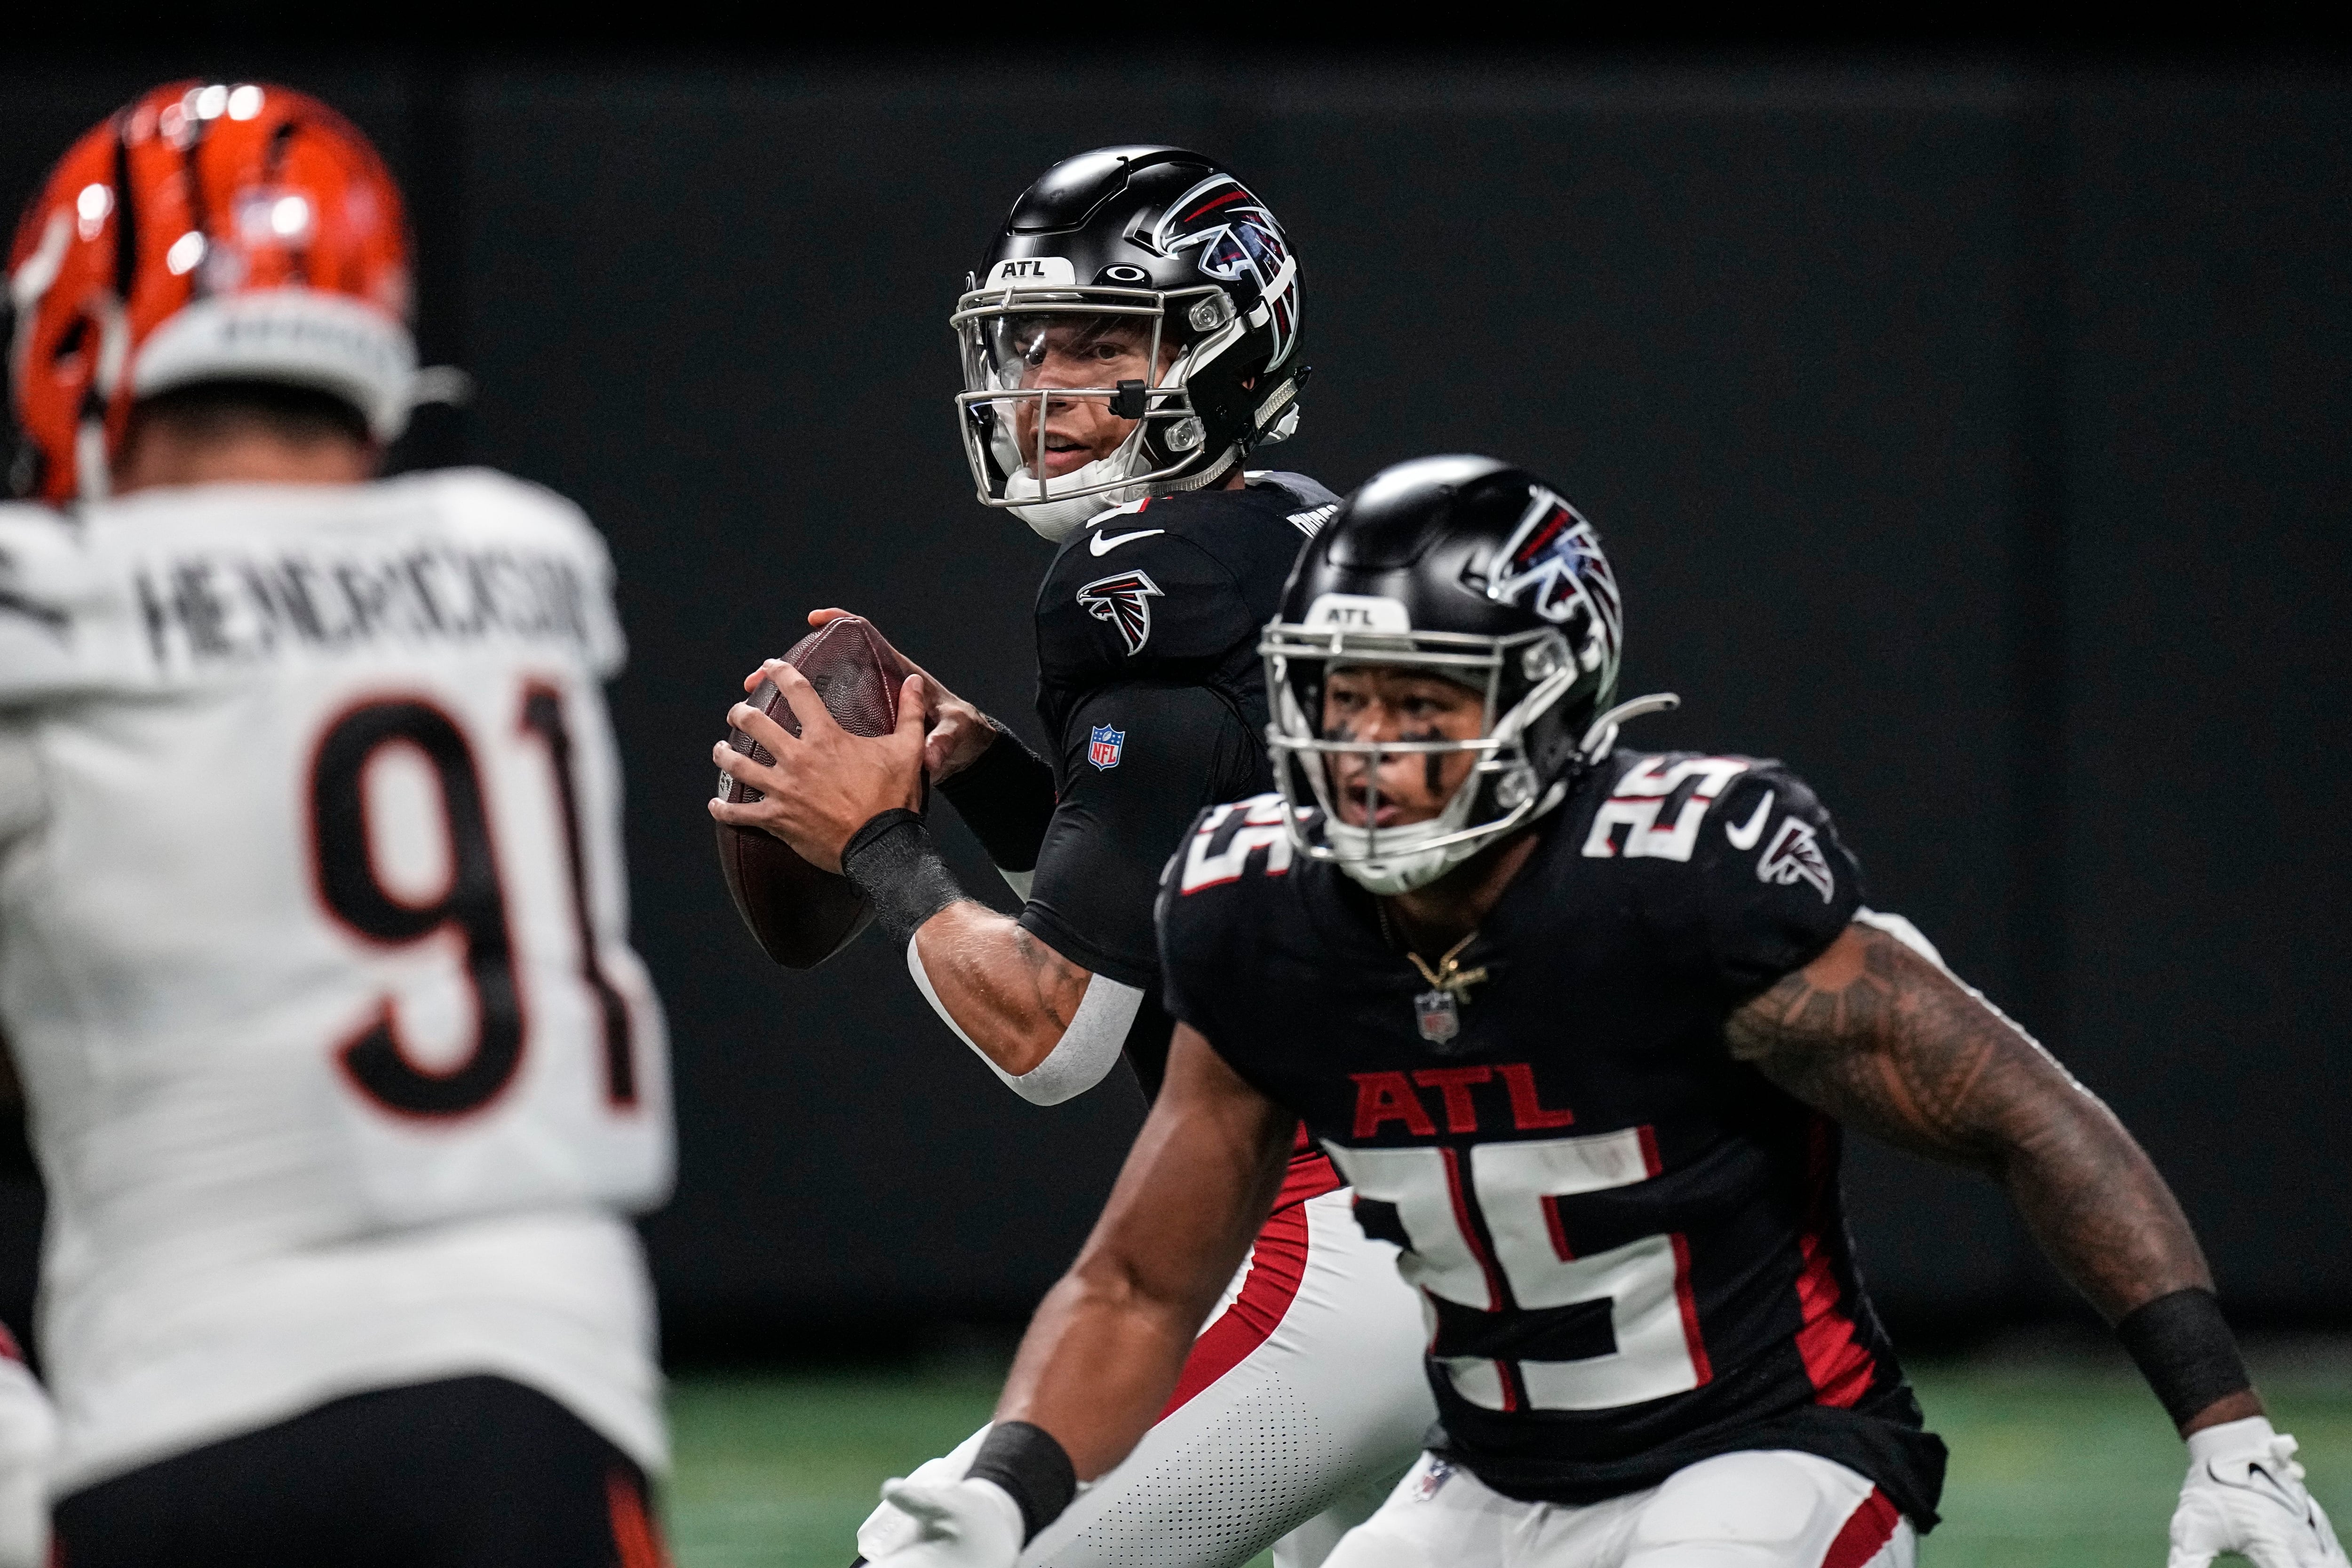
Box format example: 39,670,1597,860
1261,455,1638,895
953,147,1303,533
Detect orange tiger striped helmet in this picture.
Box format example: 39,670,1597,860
7,81,416,501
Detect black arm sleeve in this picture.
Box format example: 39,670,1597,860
1016,681,1266,992
936,723,1058,873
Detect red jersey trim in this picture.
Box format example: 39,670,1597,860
1159,1199,1311,1419
1793,1116,1877,1408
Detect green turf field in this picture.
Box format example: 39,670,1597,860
665,1344,2352,1567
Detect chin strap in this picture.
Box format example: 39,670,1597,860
1578,692,1680,762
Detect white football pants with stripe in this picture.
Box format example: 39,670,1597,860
858,1187,1435,1568
1325,1447,1915,1568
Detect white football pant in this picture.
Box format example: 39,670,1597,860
1325,1447,1915,1568
862,1187,1434,1567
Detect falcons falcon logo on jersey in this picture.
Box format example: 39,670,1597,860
1077,570,1163,656
1757,816,1837,902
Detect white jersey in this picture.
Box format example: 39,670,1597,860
0,469,673,1493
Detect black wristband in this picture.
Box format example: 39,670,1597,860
964,1420,1077,1545
2115,1286,2253,1429
937,725,1057,874
838,809,966,945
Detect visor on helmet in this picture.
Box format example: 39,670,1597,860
951,281,1243,531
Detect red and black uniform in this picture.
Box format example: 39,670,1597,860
948,469,1338,1101
1156,751,1949,1529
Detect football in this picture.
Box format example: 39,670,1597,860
715,615,914,969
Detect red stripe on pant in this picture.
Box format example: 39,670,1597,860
1820,1487,1899,1568
1158,1198,1312,1419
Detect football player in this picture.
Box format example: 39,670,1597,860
843,455,2347,1568
711,148,1434,1565
0,83,673,1565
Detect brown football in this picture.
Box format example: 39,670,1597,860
715,615,913,969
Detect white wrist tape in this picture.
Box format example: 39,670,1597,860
907,934,1141,1107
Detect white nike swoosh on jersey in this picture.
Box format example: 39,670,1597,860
1089,528,1165,556
1724,791,1775,850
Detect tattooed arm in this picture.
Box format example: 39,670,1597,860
1725,922,2260,1434
911,904,1102,1077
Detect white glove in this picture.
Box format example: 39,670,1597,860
2170,1416,2349,1568
860,1475,1025,1568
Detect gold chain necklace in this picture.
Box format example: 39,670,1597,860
1379,905,1489,1045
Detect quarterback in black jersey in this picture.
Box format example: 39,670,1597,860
713,151,1433,1565
851,457,2345,1568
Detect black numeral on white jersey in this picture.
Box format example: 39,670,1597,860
310,687,633,1119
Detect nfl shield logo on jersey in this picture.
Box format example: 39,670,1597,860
1088,725,1126,770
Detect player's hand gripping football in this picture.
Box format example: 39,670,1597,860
860,1474,1024,1568
2169,1417,2348,1568
710,660,926,873
804,609,999,784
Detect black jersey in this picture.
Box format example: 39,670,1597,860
1155,752,1948,1525
1009,472,1338,1097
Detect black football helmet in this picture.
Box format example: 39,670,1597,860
1262,454,1669,893
952,146,1305,540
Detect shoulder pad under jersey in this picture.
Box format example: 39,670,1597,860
1573,748,1864,993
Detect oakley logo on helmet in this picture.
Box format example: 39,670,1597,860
1077,570,1163,656
1486,487,1624,679
1758,817,1837,903
1154,174,1297,367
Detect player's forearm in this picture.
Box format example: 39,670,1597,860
1733,924,2257,1434
1731,925,2214,1323
993,1260,1208,1480
994,1038,1289,1478
912,903,1093,1077
1994,1087,2213,1323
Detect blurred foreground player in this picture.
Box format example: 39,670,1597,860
712,148,1433,1564
858,456,2346,1568
0,1319,54,1568
0,83,673,1564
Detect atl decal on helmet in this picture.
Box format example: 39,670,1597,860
1076,570,1162,656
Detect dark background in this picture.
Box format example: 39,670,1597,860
2,51,2345,1356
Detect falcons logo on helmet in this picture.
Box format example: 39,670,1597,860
1154,174,1298,368
1485,486,1624,683
1077,570,1164,656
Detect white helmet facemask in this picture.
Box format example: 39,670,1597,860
1276,651,1577,895
1001,422,1154,543
1263,616,1665,895
954,284,1246,542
